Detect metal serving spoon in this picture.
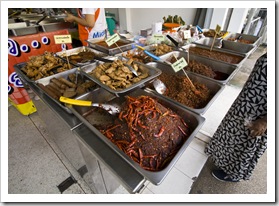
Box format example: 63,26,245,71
152,79,167,95
59,96,121,115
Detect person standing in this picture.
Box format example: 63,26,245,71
205,53,267,182
64,8,108,46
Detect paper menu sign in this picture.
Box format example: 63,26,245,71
54,35,72,44
171,57,188,72
105,33,120,46
183,30,191,39
215,24,221,34
152,34,165,43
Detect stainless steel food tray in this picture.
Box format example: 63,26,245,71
8,25,40,36
86,39,135,55
189,45,247,68
194,37,256,57
159,51,239,84
66,87,205,185
224,33,261,46
13,59,76,83
35,66,97,114
80,60,162,96
40,22,74,32
55,46,110,66
145,61,225,115
114,44,162,63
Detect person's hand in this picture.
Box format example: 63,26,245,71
247,117,267,137
64,11,75,23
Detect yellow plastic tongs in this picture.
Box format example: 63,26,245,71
59,96,121,115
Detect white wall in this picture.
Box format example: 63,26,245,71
119,8,197,35
209,8,228,30
227,8,248,33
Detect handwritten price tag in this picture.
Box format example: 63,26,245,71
54,35,72,44
171,57,188,72
105,33,120,47
215,24,221,35
183,30,191,39
152,34,165,43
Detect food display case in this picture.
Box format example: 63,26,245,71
223,33,262,46
66,87,205,185
79,60,162,96
55,46,110,66
159,51,239,84
188,45,247,68
86,39,135,55
9,25,40,36
145,61,225,115
193,37,256,57
12,23,259,193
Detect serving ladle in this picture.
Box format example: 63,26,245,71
59,96,121,115
152,79,167,95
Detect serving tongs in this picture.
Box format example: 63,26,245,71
234,35,243,42
59,96,121,115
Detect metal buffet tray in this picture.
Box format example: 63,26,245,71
194,37,256,57
114,44,164,63
66,87,205,185
55,46,110,66
145,61,224,115
13,59,76,83
80,60,162,96
224,33,262,46
34,68,78,114
189,45,247,68
159,51,239,84
8,25,40,36
40,22,74,32
35,65,97,114
86,39,135,55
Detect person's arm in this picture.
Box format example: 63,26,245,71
64,11,95,28
248,115,267,137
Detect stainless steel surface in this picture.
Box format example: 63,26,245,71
67,87,205,185
224,33,261,46
189,45,247,68
153,79,167,94
24,80,145,193
80,60,162,96
86,39,135,55
14,62,76,82
56,46,109,66
194,37,255,56
159,51,239,84
13,59,76,83
9,25,40,36
34,68,79,114
114,44,170,63
73,125,146,193
41,22,74,32
145,61,225,114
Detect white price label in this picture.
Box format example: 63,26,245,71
183,30,191,39
105,33,120,47
54,35,72,44
152,34,165,43
171,57,188,72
